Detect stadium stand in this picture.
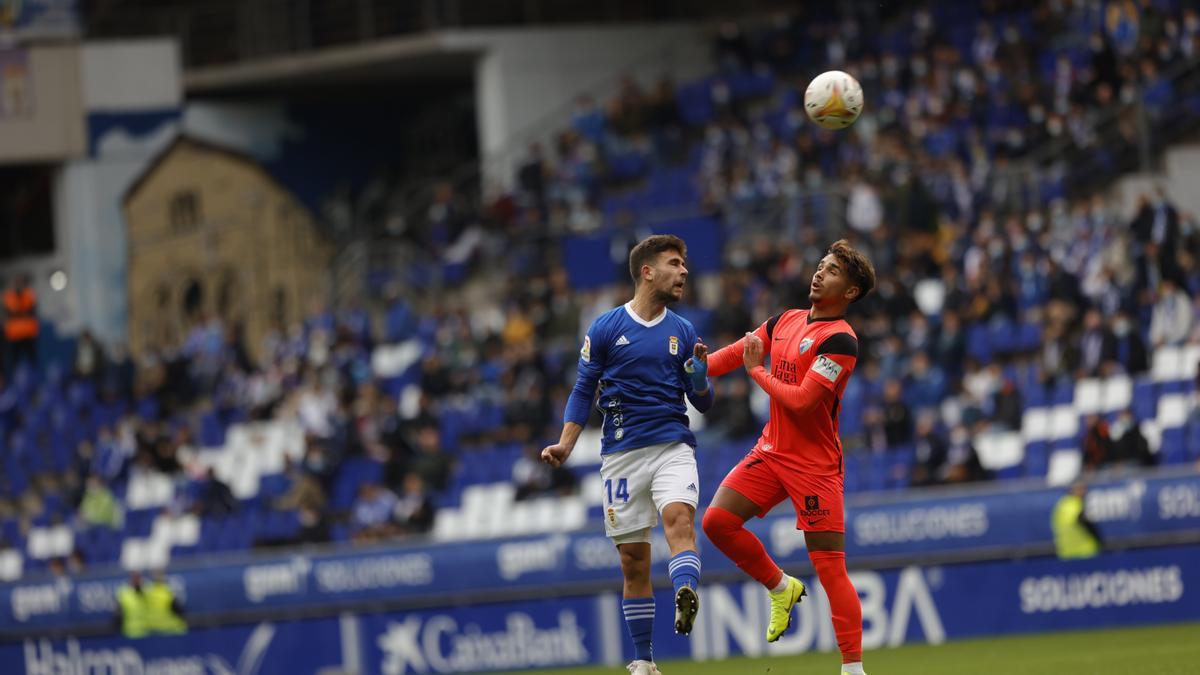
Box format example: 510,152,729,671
2,0,1200,584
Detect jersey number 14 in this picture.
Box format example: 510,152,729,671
605,478,630,504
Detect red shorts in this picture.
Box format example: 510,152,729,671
720,447,845,532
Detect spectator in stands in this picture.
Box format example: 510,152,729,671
881,379,913,448
192,468,237,518
991,378,1024,432
1112,311,1150,375
410,425,453,491
72,330,106,383
1150,279,1193,347
1112,409,1155,468
78,475,120,530
518,143,549,213
910,414,949,487
1077,309,1118,377
1082,415,1116,470
2,274,38,372
275,456,327,514
393,473,435,535
944,426,991,484
351,482,399,543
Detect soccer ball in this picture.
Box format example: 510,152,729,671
804,70,864,130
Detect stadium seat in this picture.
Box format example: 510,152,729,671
1100,375,1133,412
0,550,23,581
1073,379,1102,415
1157,394,1191,430
1152,346,1185,382
1048,406,1080,441
975,432,1024,472
1046,449,1082,486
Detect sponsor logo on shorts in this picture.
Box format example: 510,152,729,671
799,495,832,521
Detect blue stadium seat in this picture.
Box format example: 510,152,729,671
1024,441,1050,477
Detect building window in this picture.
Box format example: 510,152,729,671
170,191,201,231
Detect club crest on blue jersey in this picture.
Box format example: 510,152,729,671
669,336,679,355
799,337,814,354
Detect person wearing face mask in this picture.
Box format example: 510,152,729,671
1112,311,1149,375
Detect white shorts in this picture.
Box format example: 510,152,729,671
600,442,699,544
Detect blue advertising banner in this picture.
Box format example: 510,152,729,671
1,472,1197,637
2,545,1198,674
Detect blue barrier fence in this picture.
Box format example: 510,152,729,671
2,471,1198,637
6,544,1200,674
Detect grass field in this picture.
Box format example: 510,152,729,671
512,622,1200,675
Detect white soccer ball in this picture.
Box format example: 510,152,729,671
803,70,864,130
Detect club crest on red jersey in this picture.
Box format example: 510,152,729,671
799,337,814,354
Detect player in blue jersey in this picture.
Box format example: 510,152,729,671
542,234,714,675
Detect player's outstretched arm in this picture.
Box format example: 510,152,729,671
547,320,606,467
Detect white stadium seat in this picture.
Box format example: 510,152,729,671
1021,408,1050,442
975,432,1024,471
1157,394,1190,429
1152,346,1184,383
0,550,22,581
1073,379,1102,415
1049,405,1079,440
1046,449,1082,486
1100,375,1133,412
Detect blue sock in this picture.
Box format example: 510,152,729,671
669,550,701,594
622,597,654,662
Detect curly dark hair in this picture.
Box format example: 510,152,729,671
827,239,876,303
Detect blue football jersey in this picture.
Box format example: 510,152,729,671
575,303,701,454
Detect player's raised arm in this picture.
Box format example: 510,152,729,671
543,320,606,468
742,331,857,416
684,340,714,412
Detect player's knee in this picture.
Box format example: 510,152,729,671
701,506,739,541
619,552,651,583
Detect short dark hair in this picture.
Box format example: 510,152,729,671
827,239,875,303
629,234,687,285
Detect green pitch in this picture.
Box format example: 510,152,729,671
514,622,1200,675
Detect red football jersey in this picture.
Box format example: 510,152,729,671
708,309,858,476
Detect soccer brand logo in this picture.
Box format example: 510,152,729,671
668,336,679,355
799,338,814,354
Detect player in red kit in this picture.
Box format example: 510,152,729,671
699,240,875,675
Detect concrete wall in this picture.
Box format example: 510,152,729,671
0,44,86,163
443,23,712,187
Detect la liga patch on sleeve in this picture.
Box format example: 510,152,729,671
812,354,843,383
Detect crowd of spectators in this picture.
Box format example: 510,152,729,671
3,0,1200,578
